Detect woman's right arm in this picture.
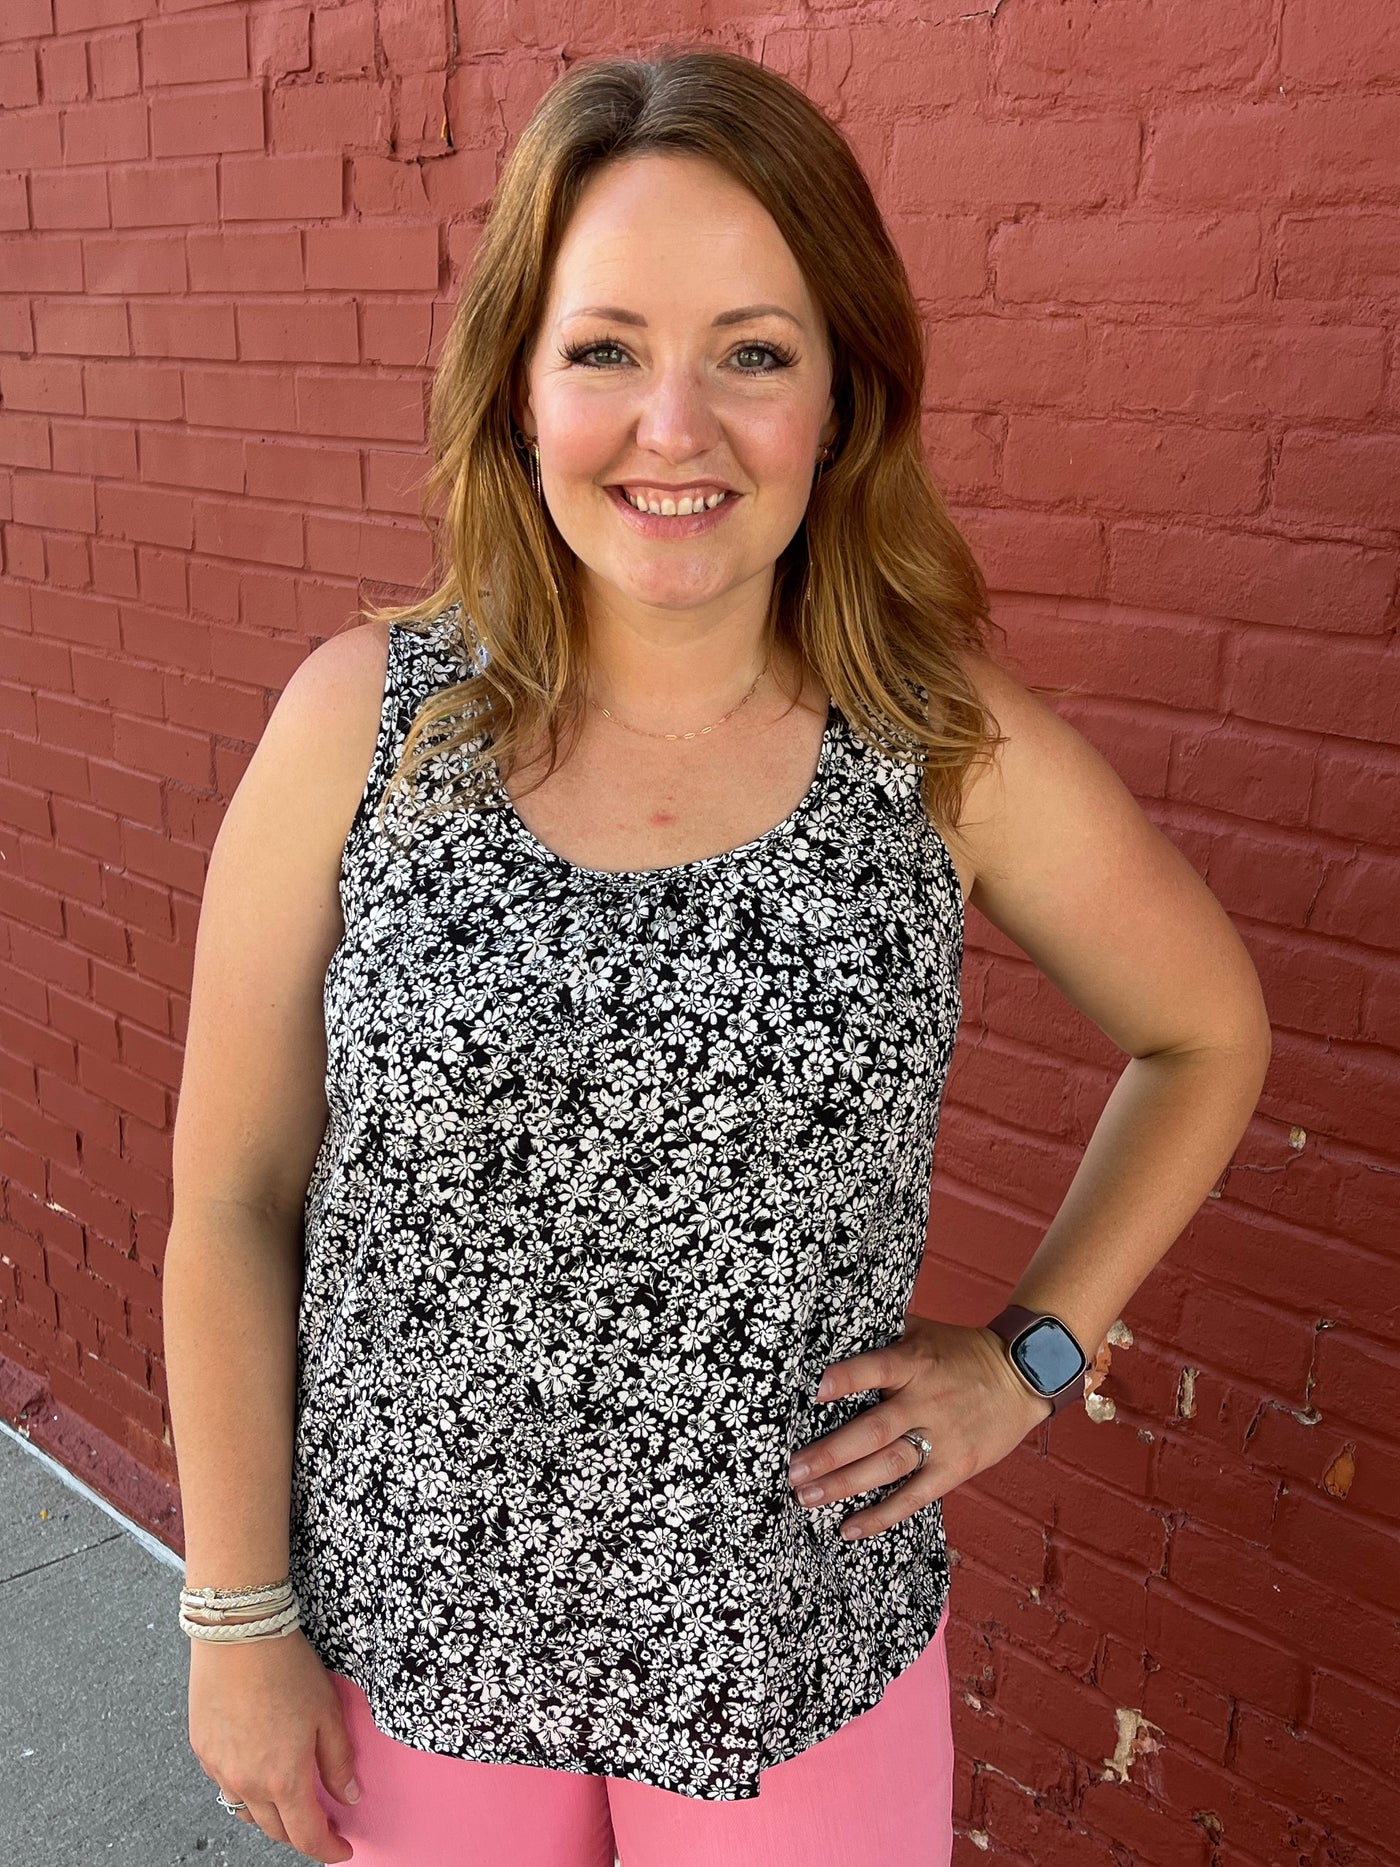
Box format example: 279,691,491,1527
161,619,390,1863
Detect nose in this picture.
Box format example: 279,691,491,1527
631,361,724,463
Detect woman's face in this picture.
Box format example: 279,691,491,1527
519,151,838,629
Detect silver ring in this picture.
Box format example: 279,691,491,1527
216,1790,248,1814
899,1428,932,1471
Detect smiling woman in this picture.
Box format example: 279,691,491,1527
348,47,1002,856
167,37,1269,1867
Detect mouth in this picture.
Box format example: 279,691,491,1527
610,484,737,516
605,483,740,537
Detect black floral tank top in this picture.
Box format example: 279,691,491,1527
289,602,965,1801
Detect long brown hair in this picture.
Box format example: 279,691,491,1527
361,43,1018,843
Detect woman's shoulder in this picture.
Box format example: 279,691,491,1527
927,643,1100,905
279,619,393,782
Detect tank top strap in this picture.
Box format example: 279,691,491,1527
338,608,481,911
829,678,932,826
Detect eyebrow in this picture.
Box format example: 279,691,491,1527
560,303,805,331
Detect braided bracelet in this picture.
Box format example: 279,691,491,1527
179,1577,302,1643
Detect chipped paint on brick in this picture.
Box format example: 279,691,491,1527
1323,1442,1357,1498
1103,1707,1165,1783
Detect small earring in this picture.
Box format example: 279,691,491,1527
525,442,559,599
815,442,834,477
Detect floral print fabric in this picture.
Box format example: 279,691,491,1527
289,604,965,1800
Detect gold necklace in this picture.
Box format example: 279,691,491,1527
586,658,770,741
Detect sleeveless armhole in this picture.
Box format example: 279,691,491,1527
909,678,967,956
336,611,487,907
337,622,408,905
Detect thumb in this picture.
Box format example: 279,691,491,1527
317,1712,361,1805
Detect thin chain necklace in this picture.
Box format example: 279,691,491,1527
586,656,771,741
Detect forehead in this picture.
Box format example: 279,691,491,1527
544,152,814,321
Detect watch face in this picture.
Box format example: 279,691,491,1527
1013,1317,1087,1395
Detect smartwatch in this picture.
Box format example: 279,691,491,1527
986,1304,1089,1418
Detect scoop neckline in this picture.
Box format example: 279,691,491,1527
489,698,841,882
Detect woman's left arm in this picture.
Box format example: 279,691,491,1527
790,653,1273,1535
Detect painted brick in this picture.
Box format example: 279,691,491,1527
1280,0,1400,83
1004,413,1267,518
143,15,248,89
1233,1702,1400,1856
1146,1590,1306,1720
925,314,1088,410
1269,1484,1400,1612
304,223,439,293
999,0,1274,98
892,114,1141,212
110,162,219,230
2,15,1395,1859
1277,211,1400,303
1309,1329,1400,1437
995,211,1261,305
955,507,1105,598
31,166,110,231
1272,429,1400,530
1145,97,1400,208
1087,321,1384,422
1308,1667,1400,1768
221,152,344,223
1107,524,1396,635
1168,1522,1400,1693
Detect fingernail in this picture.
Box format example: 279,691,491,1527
789,1459,811,1482
345,1779,361,1803
816,1374,834,1399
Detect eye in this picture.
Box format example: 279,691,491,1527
558,336,798,375
730,341,799,374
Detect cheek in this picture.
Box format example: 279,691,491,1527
739,407,824,481
538,388,621,475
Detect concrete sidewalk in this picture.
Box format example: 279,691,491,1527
2,1420,297,1865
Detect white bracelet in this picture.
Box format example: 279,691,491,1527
180,1599,302,1642
179,1576,302,1642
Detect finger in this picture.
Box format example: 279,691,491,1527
211,1786,257,1828
839,1477,939,1540
817,1343,907,1401
280,1787,353,1864
239,1794,292,1846
316,1709,361,1809
789,1392,913,1484
791,1431,929,1515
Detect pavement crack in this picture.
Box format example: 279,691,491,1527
3,1531,126,1585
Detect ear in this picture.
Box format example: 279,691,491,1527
819,392,838,453
511,366,537,445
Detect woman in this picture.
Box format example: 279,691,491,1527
162,45,1272,1867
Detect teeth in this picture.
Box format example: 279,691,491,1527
621,488,729,516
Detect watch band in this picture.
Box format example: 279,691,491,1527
986,1303,1088,1418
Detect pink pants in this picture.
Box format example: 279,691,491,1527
313,1603,953,1866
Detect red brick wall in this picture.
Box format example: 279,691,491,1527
2,5,1397,1861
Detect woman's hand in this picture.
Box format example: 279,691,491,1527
188,1627,359,1863
786,1317,1061,1540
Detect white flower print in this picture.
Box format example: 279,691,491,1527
289,606,963,1800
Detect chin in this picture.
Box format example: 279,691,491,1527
592,560,744,610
